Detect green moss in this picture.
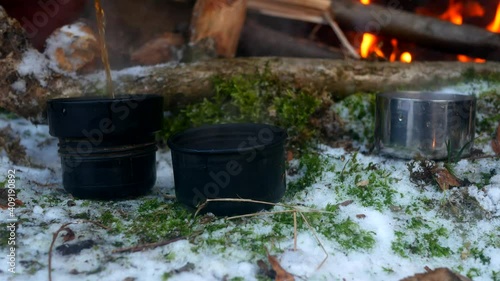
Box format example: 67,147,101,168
0,228,9,249
162,73,321,148
469,247,491,265
0,108,18,119
326,218,376,250
162,272,172,281
339,154,401,211
476,90,500,136
492,270,500,281
391,226,452,258
137,198,163,213
466,268,481,279
333,93,376,143
72,212,91,220
99,210,124,234
40,194,63,207
271,207,374,251
461,68,500,83
406,217,429,230
127,200,200,243
286,152,327,197
382,267,395,274
164,252,176,261
199,218,282,257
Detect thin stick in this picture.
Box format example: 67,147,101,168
196,197,335,270
48,223,71,281
112,237,185,253
309,23,322,40
293,211,298,251
197,197,338,216
298,212,329,270
195,197,290,217
226,210,296,220
323,10,360,59
205,197,289,207
48,220,110,281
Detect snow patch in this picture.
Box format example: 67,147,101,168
17,49,50,87
11,79,26,92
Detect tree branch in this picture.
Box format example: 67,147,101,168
1,6,499,123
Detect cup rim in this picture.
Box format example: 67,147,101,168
168,123,287,154
377,91,476,102
47,94,162,104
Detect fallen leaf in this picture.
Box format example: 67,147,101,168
56,239,95,256
61,227,76,242
338,200,354,207
433,168,461,191
166,262,195,276
0,188,23,209
492,122,500,155
356,180,369,187
356,214,366,219
256,259,275,279
266,248,294,281
69,269,79,275
400,267,471,281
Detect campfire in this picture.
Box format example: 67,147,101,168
248,0,500,62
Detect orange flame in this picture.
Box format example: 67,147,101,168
457,54,486,63
400,52,412,63
359,0,387,59
389,39,398,62
440,0,463,25
487,2,500,32
463,1,484,17
360,33,385,58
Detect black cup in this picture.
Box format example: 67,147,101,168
168,123,287,216
47,94,163,199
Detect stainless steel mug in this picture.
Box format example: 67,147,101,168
375,91,476,160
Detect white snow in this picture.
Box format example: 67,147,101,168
0,82,499,281
17,49,51,87
44,22,96,73
10,80,26,93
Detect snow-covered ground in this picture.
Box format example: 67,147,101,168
1,85,499,281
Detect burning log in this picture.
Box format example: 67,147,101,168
189,0,248,58
248,0,500,61
238,20,344,58
331,0,500,60
0,6,499,123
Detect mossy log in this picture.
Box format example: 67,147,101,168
1,6,500,123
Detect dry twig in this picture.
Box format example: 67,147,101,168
197,197,336,270
48,220,110,281
323,10,359,59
